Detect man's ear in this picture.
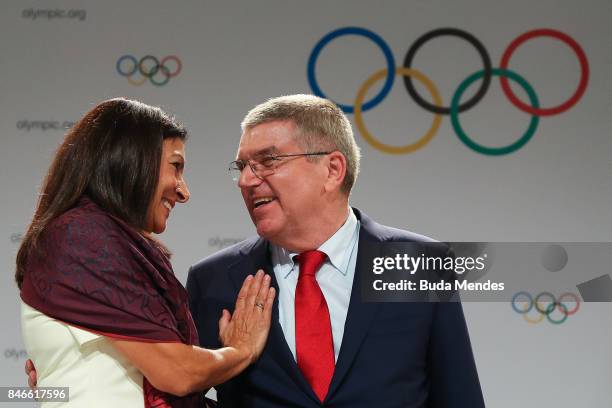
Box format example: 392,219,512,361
324,151,347,193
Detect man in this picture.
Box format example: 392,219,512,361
187,94,485,407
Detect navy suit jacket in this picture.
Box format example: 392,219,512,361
187,209,485,407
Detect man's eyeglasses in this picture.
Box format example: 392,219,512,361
228,152,331,182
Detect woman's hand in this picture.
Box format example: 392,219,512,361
218,270,276,363
25,359,37,389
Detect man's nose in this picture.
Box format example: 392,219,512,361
238,164,262,188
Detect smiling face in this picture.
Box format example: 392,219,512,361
145,138,190,234
236,120,339,250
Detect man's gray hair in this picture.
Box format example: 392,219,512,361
241,94,360,195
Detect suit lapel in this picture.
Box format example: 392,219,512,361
326,210,383,400
229,238,320,404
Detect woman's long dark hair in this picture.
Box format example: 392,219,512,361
15,98,187,288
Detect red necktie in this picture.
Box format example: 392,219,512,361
294,250,335,402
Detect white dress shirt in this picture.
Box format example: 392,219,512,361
270,208,360,362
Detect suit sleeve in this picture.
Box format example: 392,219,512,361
426,301,485,408
186,266,204,345
187,265,222,350
424,242,485,407
187,262,245,407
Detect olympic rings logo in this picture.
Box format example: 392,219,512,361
307,27,589,155
116,55,182,86
511,291,580,325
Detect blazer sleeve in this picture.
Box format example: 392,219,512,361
186,265,222,350
426,301,485,408
187,262,246,407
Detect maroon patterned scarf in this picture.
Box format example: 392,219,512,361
21,196,200,407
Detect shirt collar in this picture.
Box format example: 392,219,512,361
271,208,358,279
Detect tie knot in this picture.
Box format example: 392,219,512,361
295,250,327,277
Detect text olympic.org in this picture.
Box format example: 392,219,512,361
16,120,76,132
22,8,86,21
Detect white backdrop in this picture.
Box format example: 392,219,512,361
1,1,611,406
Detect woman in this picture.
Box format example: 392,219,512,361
17,98,275,407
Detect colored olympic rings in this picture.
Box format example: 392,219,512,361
403,28,492,115
307,27,589,155
511,291,580,325
499,29,589,116
451,68,539,156
354,67,443,155
307,27,395,113
116,55,182,86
